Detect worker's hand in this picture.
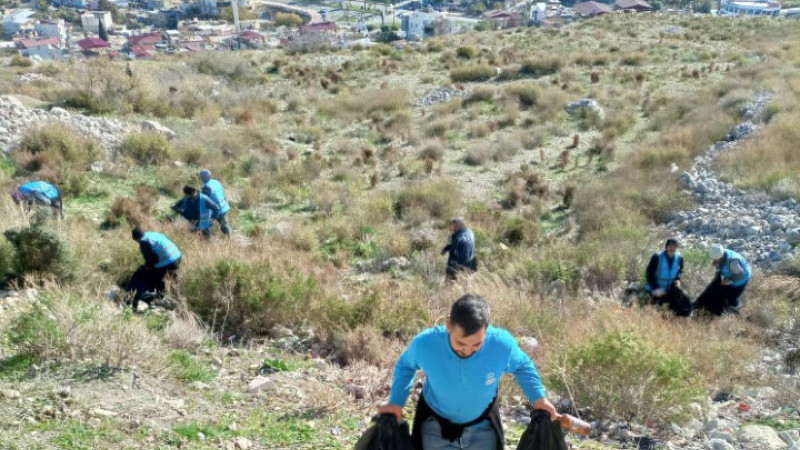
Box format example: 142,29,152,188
652,288,665,297
441,245,450,255
673,280,681,289
721,278,732,286
377,403,404,422
532,397,559,422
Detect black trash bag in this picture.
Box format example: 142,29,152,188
354,414,415,450
516,410,568,450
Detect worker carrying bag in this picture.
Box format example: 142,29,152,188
354,414,415,450
516,410,569,450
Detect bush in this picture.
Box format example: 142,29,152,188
7,302,67,360
462,86,494,105
104,187,159,229
620,52,646,66
3,222,73,283
394,179,462,223
168,350,217,383
548,331,703,422
10,55,33,67
456,46,477,59
119,132,173,166
274,12,303,27
181,260,322,338
503,82,541,108
418,141,446,161
15,124,102,177
520,56,563,77
450,64,496,82
504,165,549,207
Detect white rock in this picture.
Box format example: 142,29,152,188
141,120,176,139
247,376,277,394
738,425,788,450
90,408,118,418
705,438,734,450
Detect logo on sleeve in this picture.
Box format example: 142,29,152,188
485,372,496,386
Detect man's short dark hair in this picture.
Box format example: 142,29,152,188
183,185,197,196
450,294,491,336
131,227,144,241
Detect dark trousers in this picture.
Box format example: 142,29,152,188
125,259,180,310
650,286,693,317
216,212,231,236
693,277,746,316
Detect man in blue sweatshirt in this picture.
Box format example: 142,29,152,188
442,218,477,282
171,185,220,237
198,169,231,236
378,294,557,450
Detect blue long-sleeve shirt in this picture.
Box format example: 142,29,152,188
389,326,547,424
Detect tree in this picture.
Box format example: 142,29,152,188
220,6,257,22
273,12,303,27
98,19,109,41
375,25,400,42
695,0,711,12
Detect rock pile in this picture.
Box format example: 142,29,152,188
416,86,469,107
666,92,798,266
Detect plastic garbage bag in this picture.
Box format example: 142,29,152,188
354,414,415,450
516,410,568,450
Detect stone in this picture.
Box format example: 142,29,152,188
141,120,177,139
379,256,410,272
49,107,69,118
705,439,734,450
1,389,21,399
247,376,277,394
270,325,295,339
737,425,788,450
709,430,735,444
779,430,800,445
565,98,605,118
90,408,118,418
234,437,253,449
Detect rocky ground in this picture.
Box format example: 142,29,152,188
667,92,800,267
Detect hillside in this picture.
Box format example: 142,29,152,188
0,14,799,450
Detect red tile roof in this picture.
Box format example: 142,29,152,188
17,37,61,49
483,9,514,19
238,30,263,41
76,37,110,50
615,0,653,9
574,1,614,15
131,44,155,58
128,32,162,46
300,21,338,33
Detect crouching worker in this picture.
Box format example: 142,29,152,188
171,185,220,237
645,238,691,317
442,218,477,282
378,294,557,450
124,227,182,311
11,180,63,218
694,244,751,316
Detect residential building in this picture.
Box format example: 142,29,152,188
574,1,614,16
530,2,547,24
128,31,163,46
76,36,111,52
34,19,68,43
483,9,526,27
300,21,339,34
16,37,63,60
3,10,37,37
614,0,653,11
81,11,113,34
401,9,463,40
719,0,781,16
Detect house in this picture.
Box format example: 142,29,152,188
720,0,781,16
614,0,653,11
130,43,155,58
483,9,525,27
3,10,37,37
574,1,614,16
238,30,264,43
300,22,339,34
128,31,163,46
81,11,113,34
76,36,111,51
401,9,452,40
34,20,68,43
16,37,63,60
530,2,547,24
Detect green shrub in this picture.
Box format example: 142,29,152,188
394,179,462,222
520,56,563,77
7,301,68,360
503,83,541,108
168,350,217,383
456,46,477,59
548,331,703,422
462,86,494,105
15,125,101,176
181,260,321,337
119,132,173,166
10,55,33,67
3,222,73,283
450,64,496,82
0,241,15,287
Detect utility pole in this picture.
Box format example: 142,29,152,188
231,0,240,49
